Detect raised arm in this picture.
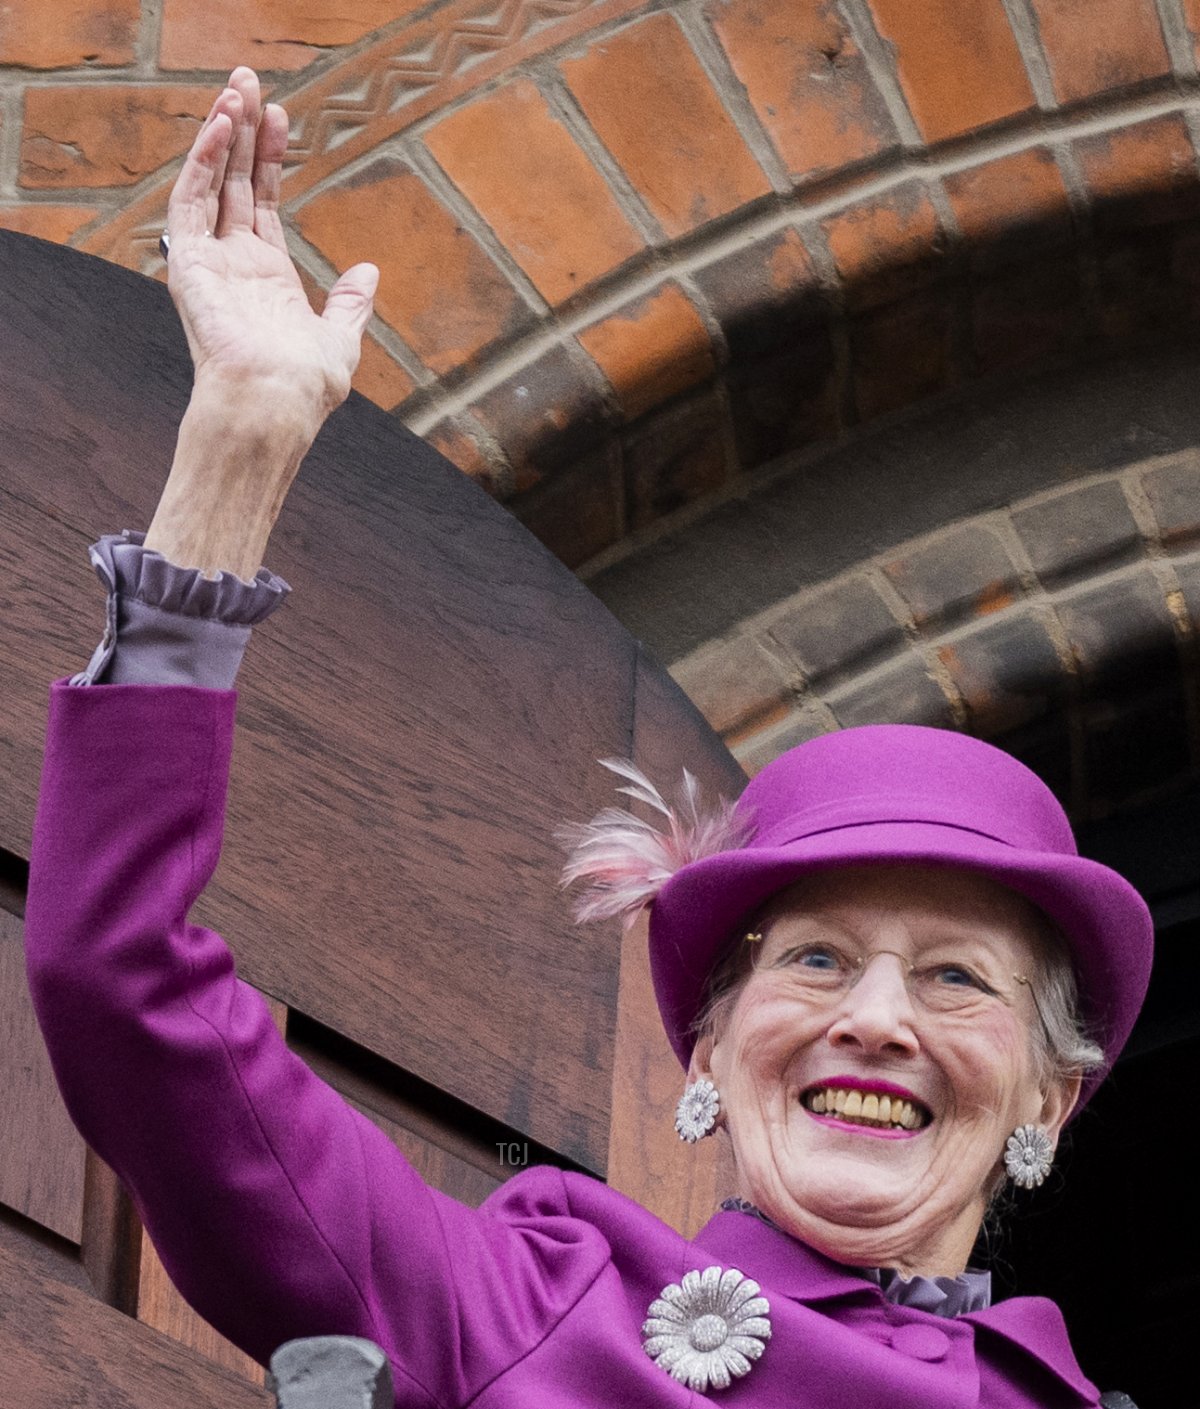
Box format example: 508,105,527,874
24,69,603,1401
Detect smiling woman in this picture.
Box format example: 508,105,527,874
23,63,1155,1409
564,722,1153,1398
693,865,1083,1278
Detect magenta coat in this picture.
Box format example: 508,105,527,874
24,682,1102,1408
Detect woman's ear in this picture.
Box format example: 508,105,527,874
687,1032,717,1088
1040,1071,1082,1148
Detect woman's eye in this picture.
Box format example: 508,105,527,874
780,944,842,971
931,964,986,989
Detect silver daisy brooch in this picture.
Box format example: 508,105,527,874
1004,1123,1054,1188
642,1265,771,1392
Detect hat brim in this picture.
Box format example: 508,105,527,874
649,819,1153,1113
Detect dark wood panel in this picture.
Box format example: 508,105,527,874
291,1022,507,1209
355,1105,503,1210
80,1149,141,1314
0,1238,271,1409
0,231,736,1173
0,906,86,1242
607,644,746,1232
0,1203,91,1298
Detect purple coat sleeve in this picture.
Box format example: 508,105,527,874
24,681,604,1406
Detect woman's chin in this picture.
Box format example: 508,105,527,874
760,1132,932,1232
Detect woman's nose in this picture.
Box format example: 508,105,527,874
825,953,921,1056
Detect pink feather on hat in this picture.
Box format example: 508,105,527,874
557,759,752,929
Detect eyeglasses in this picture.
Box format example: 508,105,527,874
764,939,1038,1019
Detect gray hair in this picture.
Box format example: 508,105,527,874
1026,918,1105,1085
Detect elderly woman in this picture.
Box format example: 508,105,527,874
25,69,1152,1409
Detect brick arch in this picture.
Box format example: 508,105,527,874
26,0,1200,566
669,454,1200,822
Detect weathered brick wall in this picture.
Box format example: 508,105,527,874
669,449,1200,815
3,0,1200,575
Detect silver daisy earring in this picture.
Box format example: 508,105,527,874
675,1078,721,1142
1004,1123,1054,1188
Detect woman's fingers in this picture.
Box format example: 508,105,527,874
251,103,290,254
214,66,263,236
167,90,239,242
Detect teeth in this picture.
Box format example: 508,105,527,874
803,1086,929,1130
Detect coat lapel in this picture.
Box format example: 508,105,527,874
694,1209,1099,1405
966,1295,1098,1403
691,1210,884,1305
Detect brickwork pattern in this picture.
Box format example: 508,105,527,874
669,454,1200,820
4,0,1200,573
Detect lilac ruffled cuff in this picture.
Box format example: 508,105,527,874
72,530,290,690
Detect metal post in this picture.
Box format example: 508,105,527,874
269,1336,394,1409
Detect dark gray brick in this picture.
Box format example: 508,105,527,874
623,392,731,531
937,610,1068,737
1140,452,1200,547
769,576,906,684
671,635,791,739
1011,480,1141,584
882,523,1021,629
993,714,1074,811
1056,566,1179,694
1170,549,1200,631
826,652,955,728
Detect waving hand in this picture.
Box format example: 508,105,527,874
164,67,378,421
145,68,379,579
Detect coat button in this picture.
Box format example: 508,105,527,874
889,1325,950,1361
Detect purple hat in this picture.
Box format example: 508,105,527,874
562,725,1153,1113
650,725,1152,1110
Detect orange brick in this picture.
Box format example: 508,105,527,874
707,0,896,179
472,343,612,492
0,0,138,68
865,0,1035,142
822,182,945,310
352,333,416,410
20,86,212,191
160,0,422,71
577,283,716,420
295,158,527,377
1030,0,1169,105
671,634,790,739
968,250,1083,372
426,418,507,497
424,79,643,306
1075,114,1200,230
944,148,1071,253
561,12,772,237
0,204,97,243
